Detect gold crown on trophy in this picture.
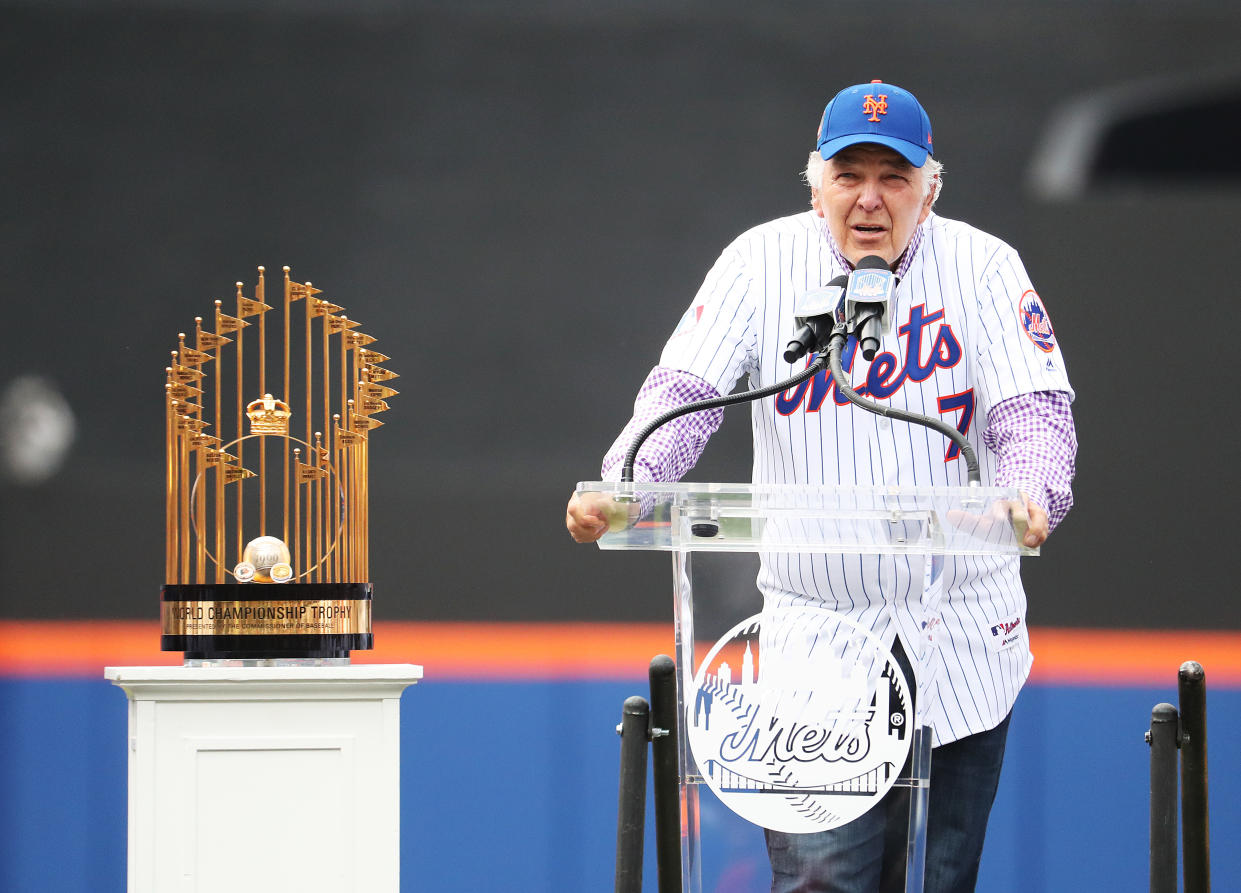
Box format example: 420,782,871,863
246,393,292,436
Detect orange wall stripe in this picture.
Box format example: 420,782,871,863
1,621,1238,686
0,621,181,677
1027,627,1241,687
0,620,674,680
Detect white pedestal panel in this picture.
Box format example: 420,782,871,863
106,664,423,893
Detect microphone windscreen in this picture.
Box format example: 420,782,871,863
792,274,849,321
855,255,890,271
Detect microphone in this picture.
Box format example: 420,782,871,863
844,255,897,361
784,275,849,364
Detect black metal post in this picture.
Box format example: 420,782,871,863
616,695,651,893
1178,661,1211,893
1148,702,1180,893
648,655,682,893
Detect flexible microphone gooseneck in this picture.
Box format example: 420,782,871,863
619,354,830,484
824,327,980,485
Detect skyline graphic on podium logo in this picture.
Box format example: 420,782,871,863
687,607,913,833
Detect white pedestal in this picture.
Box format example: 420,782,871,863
105,664,423,893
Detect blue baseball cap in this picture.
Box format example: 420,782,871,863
816,80,933,167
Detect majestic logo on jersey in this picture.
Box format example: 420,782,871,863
991,619,1021,637
862,93,888,122
987,614,1024,652
687,607,913,833
776,304,975,460
1018,290,1056,353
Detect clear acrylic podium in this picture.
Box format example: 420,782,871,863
577,481,1035,893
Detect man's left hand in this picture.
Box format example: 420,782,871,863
1021,495,1049,549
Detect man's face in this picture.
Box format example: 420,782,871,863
814,144,934,266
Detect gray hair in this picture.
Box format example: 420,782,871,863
804,150,944,206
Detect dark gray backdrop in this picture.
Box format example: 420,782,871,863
3,0,1239,629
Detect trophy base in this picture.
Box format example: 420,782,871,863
161,582,373,660
168,635,372,661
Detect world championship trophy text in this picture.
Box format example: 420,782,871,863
162,266,397,660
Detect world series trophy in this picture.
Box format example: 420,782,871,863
161,266,397,662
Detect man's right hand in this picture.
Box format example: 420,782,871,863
565,491,629,543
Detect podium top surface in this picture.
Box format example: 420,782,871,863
576,481,1037,556
105,663,424,700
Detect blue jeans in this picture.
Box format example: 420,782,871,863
764,639,1011,893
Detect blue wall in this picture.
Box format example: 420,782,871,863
1,677,1237,891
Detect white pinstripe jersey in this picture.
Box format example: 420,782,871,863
658,209,1074,744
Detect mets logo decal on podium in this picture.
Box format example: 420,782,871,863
1018,290,1057,353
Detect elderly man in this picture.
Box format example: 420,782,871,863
567,80,1076,892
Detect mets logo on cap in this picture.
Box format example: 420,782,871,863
1018,290,1056,353
862,93,888,122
